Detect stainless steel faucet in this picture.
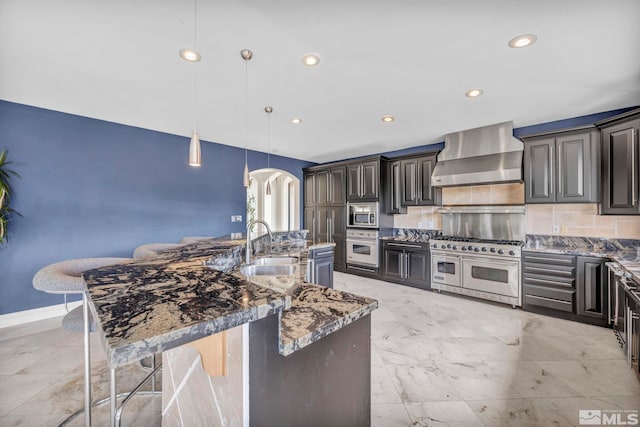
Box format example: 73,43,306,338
246,219,273,263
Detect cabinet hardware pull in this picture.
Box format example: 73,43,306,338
526,277,572,287
632,129,637,205
526,294,571,304
525,266,572,275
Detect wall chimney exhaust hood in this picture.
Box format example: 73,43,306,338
432,121,523,187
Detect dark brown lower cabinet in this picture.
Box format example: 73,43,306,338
576,256,607,324
522,251,608,327
382,241,430,290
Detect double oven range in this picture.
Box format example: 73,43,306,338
430,206,526,308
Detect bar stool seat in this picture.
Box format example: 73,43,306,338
180,236,213,244
33,257,132,295
133,243,184,259
62,305,96,333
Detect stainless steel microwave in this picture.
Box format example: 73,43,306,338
347,202,378,228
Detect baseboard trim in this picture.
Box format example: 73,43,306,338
0,301,83,329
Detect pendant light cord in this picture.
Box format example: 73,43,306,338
193,0,198,130
267,110,271,168
244,56,248,164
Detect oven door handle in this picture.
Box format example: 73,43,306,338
347,238,377,244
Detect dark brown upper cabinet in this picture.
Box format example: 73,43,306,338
521,127,600,204
347,160,380,202
400,154,440,206
385,160,407,214
596,110,640,215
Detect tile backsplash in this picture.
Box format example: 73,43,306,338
392,183,639,239
526,204,640,239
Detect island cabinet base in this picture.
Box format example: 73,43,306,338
162,314,372,427
249,314,372,427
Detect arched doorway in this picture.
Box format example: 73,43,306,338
247,169,300,237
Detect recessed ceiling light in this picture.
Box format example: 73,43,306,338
301,54,320,67
508,34,537,48
179,48,201,62
465,88,484,98
291,118,302,124
381,115,395,123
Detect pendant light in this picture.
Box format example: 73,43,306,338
264,106,273,196
185,0,202,167
241,49,253,187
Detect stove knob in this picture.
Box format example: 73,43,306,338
468,245,473,251
474,247,479,252
498,249,504,255
481,247,487,252
452,245,458,250
490,248,496,253
441,244,446,249
461,246,467,251
509,250,516,256
432,243,437,249
447,244,452,249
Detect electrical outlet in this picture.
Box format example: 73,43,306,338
418,221,424,228
231,215,242,222
552,225,560,233
230,232,243,240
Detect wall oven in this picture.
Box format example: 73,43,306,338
347,202,378,228
346,229,379,268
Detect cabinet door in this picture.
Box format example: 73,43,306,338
331,206,346,242
360,161,379,200
347,164,361,200
556,132,593,203
576,257,607,324
524,139,555,203
404,250,430,289
386,160,406,214
304,172,316,206
313,251,334,288
304,207,316,244
382,248,404,281
333,236,346,272
316,207,330,243
330,166,346,205
601,119,640,214
401,159,418,205
316,170,331,206
417,156,437,205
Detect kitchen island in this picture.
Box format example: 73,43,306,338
82,231,377,426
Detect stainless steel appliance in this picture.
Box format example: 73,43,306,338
431,121,523,187
346,229,379,268
430,206,526,307
347,202,378,228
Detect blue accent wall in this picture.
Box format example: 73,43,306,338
0,101,313,315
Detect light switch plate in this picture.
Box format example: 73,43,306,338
230,232,243,240
231,215,242,222
552,225,560,233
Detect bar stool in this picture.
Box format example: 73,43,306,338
133,243,184,259
33,257,132,426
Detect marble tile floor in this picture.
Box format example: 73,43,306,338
1,272,639,426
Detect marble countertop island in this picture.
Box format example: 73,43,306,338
83,232,377,367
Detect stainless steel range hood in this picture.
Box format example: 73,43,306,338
432,121,523,187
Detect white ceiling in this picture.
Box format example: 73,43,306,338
1,0,639,163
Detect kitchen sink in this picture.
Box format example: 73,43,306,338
250,256,298,266
240,264,298,277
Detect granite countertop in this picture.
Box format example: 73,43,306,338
380,236,431,243
83,234,377,367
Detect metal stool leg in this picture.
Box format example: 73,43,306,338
110,367,117,427
83,293,92,427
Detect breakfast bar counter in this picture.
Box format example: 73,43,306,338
82,231,377,426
